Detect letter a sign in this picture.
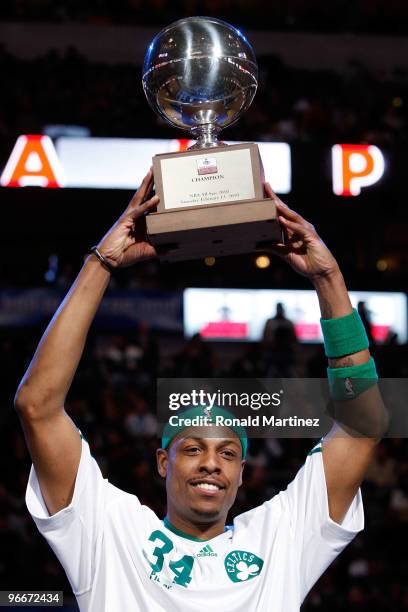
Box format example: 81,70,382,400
0,135,65,188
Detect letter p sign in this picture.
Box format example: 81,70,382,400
332,144,385,196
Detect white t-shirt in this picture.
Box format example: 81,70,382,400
26,439,363,612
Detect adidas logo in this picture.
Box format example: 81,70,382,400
197,544,217,558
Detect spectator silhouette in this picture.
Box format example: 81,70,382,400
172,333,213,377
262,303,298,376
357,301,375,345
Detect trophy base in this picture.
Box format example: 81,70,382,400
146,198,280,263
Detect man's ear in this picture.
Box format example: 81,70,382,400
238,460,246,487
156,448,168,478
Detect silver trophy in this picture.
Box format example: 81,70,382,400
143,17,279,262
142,16,258,149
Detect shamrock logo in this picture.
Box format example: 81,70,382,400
224,550,264,583
235,561,261,581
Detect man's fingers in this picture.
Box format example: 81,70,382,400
138,169,153,194
275,200,306,224
265,243,290,259
279,216,310,237
125,194,159,222
264,182,277,200
264,183,307,224
145,194,159,207
264,184,313,231
140,168,153,188
128,170,154,207
264,183,287,207
139,194,159,213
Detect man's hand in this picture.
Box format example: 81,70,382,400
97,169,159,268
264,183,339,281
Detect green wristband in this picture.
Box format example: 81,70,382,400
320,308,369,358
327,357,378,401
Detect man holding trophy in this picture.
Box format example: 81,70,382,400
15,17,382,612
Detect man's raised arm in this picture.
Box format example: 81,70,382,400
264,184,386,524
14,171,159,516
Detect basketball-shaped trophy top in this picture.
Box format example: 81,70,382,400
142,16,258,143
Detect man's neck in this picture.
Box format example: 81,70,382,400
165,511,227,541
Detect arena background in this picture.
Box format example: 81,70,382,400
1,2,408,610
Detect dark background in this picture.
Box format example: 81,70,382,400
1,2,408,610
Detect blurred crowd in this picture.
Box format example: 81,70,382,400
0,321,407,609
1,0,408,34
0,44,407,149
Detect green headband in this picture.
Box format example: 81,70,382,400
161,405,248,459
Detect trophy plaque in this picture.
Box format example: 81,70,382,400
142,16,281,262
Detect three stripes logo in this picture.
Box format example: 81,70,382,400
197,544,217,558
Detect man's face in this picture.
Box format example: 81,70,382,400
157,426,245,524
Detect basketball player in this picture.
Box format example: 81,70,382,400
15,170,381,611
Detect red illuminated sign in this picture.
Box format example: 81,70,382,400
0,135,65,188
332,144,385,196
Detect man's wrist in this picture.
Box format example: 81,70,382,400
84,253,113,280
310,267,343,291
89,245,116,273
312,268,353,320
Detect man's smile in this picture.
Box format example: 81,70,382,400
189,478,226,496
